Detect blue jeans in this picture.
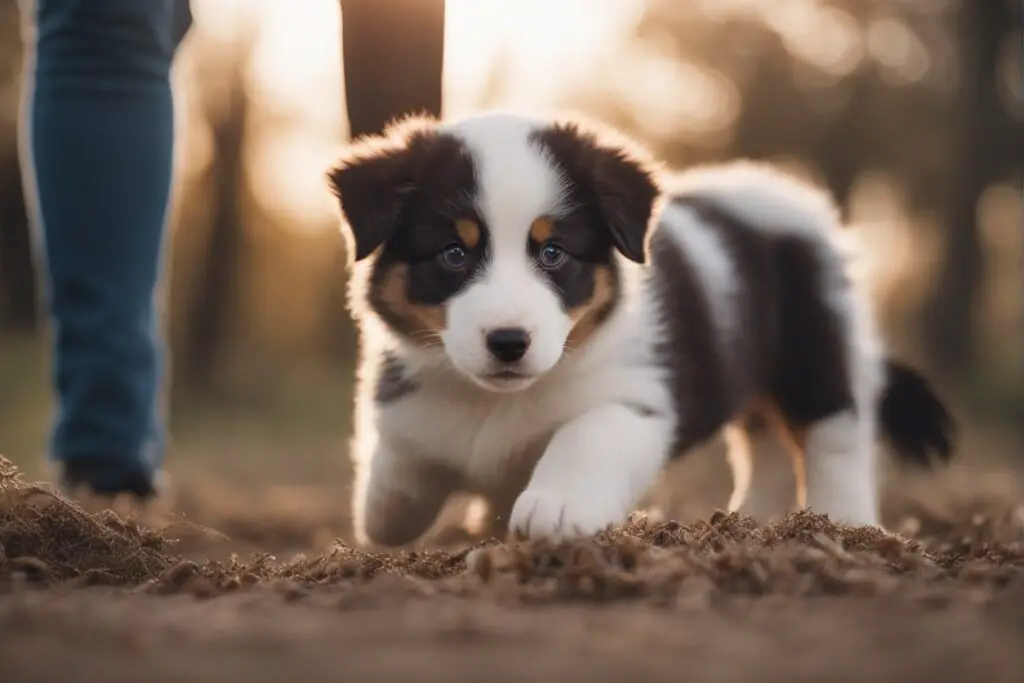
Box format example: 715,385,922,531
23,0,191,494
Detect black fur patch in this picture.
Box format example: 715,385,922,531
766,232,855,426
652,195,856,455
366,132,487,307
649,227,744,453
329,117,489,342
374,351,419,404
526,122,659,337
529,122,660,265
524,214,613,311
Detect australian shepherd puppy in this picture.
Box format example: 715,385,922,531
327,111,954,547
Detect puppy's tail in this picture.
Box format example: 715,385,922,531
877,359,956,468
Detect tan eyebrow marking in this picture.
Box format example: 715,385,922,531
456,219,480,249
529,217,555,243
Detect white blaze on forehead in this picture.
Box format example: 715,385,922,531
436,114,577,383
444,113,568,253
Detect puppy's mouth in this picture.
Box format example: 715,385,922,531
472,368,538,392
485,369,529,380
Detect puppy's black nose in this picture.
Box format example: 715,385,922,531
485,327,531,363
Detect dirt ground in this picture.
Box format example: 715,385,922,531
2,443,1023,683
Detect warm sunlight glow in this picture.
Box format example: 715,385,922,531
189,0,345,226
610,37,740,144
184,0,647,228
185,0,861,230
762,4,864,79
443,0,645,115
177,0,944,236
246,0,342,125
867,18,931,85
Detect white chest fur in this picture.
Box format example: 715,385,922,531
375,342,671,495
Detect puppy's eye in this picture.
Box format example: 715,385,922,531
538,243,567,269
440,244,468,270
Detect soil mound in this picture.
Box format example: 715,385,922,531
2,455,1021,604
0,456,174,586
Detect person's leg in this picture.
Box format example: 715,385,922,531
21,0,191,496
340,0,446,138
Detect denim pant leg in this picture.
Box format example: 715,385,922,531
24,0,191,493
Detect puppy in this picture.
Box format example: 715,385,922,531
327,111,955,547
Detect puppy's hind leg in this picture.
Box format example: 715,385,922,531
771,417,808,511
802,409,879,527
722,421,754,514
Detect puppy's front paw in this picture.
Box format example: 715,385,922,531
508,488,620,541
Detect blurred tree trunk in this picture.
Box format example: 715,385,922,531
920,0,1010,381
179,37,252,385
0,150,37,332
0,1,36,333
325,0,447,361
340,0,446,138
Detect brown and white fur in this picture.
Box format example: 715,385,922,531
327,111,955,547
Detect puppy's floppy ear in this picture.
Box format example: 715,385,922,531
327,116,439,262
532,120,661,264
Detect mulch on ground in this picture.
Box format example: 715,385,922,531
2,455,1021,606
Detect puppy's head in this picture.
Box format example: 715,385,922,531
329,112,660,392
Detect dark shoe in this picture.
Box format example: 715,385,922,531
54,462,173,508
58,463,156,498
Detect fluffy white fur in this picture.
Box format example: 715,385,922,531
346,114,885,547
